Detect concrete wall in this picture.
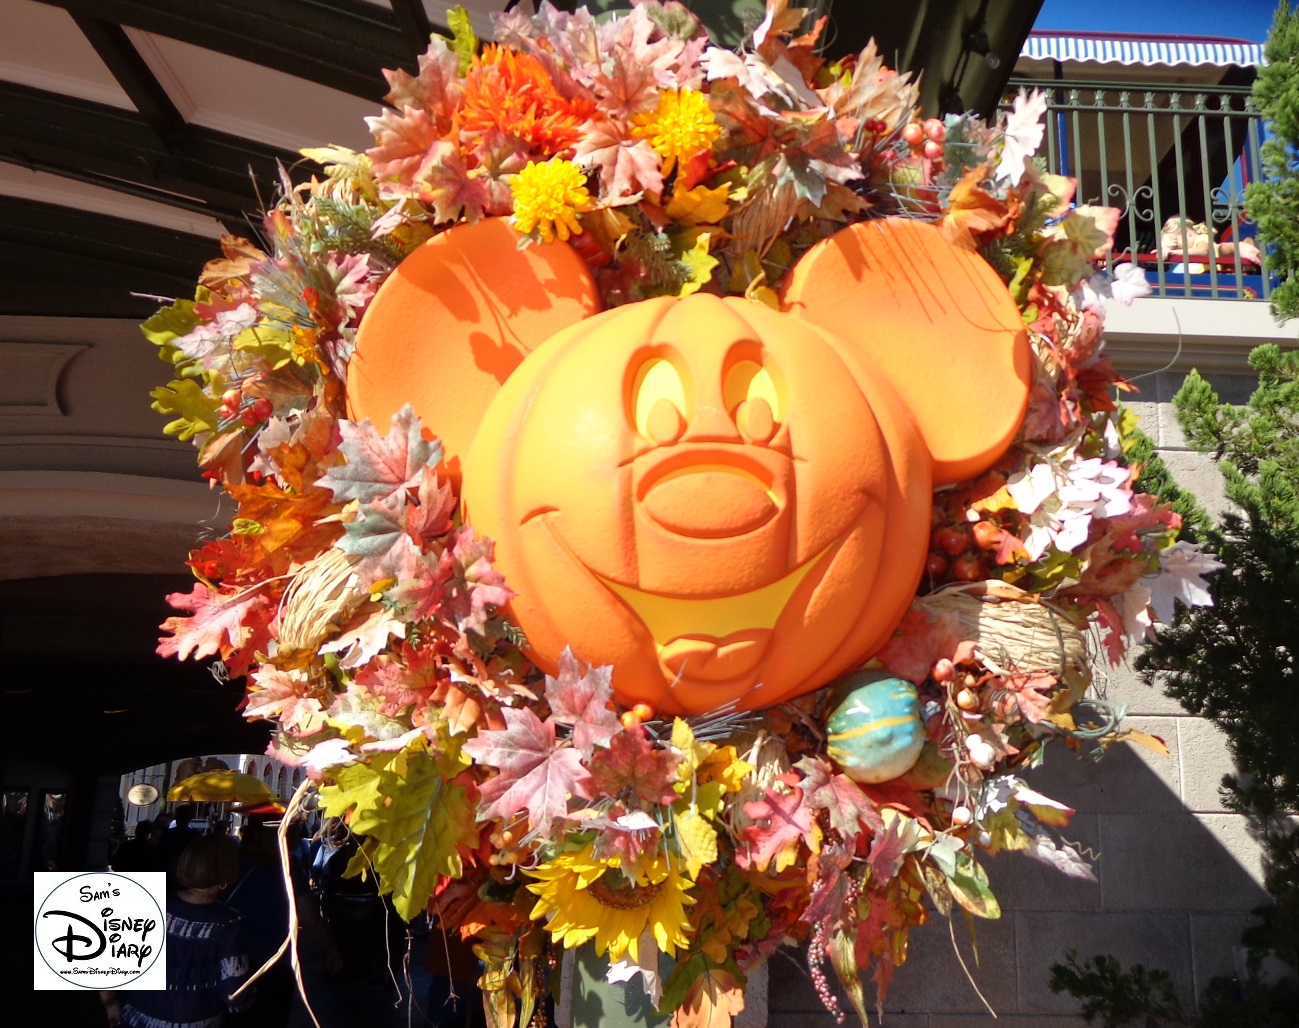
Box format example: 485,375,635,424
765,312,1285,1026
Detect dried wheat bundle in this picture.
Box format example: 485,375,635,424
276,547,365,661
918,581,1090,698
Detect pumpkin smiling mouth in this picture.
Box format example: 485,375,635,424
596,553,824,682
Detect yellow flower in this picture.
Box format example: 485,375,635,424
632,89,721,173
509,159,594,243
526,842,695,963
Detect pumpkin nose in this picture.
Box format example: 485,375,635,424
640,467,777,538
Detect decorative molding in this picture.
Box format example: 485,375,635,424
0,341,87,414
1103,296,1298,376
0,470,228,524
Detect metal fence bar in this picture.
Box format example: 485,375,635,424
1002,78,1265,301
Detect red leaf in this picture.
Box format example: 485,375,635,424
406,465,456,545
544,647,620,757
875,606,970,684
462,707,591,836
353,641,444,716
437,526,513,634
368,106,443,189
244,666,322,733
381,39,462,128
587,725,680,807
738,774,814,873
414,142,500,224
158,582,271,662
795,755,883,841
574,118,663,198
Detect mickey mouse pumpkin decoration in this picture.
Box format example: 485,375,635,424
347,217,1030,715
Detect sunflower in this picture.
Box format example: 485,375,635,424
526,841,695,963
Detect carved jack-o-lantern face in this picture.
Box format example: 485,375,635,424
347,217,1029,715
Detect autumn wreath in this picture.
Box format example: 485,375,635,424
147,3,1220,1025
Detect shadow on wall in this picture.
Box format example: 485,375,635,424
767,710,1269,1027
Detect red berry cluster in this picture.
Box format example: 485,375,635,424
219,386,273,428
924,489,1026,588
901,118,947,162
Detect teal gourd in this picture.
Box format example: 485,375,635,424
826,671,926,784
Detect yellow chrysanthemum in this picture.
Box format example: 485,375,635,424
509,158,594,243
632,89,721,173
526,842,695,963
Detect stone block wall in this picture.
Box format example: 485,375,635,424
765,357,1273,1025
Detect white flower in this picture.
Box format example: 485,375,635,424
1007,457,1134,560
1074,265,1151,311
1148,541,1224,624
994,88,1048,183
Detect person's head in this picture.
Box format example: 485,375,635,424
134,819,154,840
176,834,240,890
238,818,278,864
173,803,196,827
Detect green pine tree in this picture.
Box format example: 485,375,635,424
1136,345,1299,975
1246,3,1299,322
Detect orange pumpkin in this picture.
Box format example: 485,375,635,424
348,217,1029,715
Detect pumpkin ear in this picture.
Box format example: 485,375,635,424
347,218,600,484
780,218,1030,485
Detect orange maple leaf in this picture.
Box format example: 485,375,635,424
671,968,745,1028
940,163,1013,252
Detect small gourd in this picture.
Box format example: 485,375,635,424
826,671,926,784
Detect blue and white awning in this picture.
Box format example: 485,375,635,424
1022,31,1263,68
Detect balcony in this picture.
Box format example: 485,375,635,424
1004,29,1275,306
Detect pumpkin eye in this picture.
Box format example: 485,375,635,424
632,357,688,443
724,360,782,443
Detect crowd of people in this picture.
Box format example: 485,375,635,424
99,806,484,1028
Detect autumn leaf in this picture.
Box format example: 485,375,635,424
574,118,664,199
381,37,462,125
940,163,1011,251
1039,205,1120,287
198,234,267,294
588,724,681,806
150,378,221,441
415,141,500,224
367,105,443,189
463,706,592,836
244,666,324,734
318,745,478,920
158,581,271,662
320,603,407,669
316,405,439,506
666,182,731,226
738,774,815,873
353,641,443,716
999,671,1061,723
946,850,1001,919
226,479,341,573
543,647,620,757
670,967,745,1028
437,526,514,635
673,805,719,881
875,605,970,684
678,232,719,297
795,754,884,841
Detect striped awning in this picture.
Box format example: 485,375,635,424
1022,31,1263,68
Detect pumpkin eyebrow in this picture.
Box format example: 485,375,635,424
519,506,560,526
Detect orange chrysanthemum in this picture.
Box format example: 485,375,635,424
458,46,595,158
